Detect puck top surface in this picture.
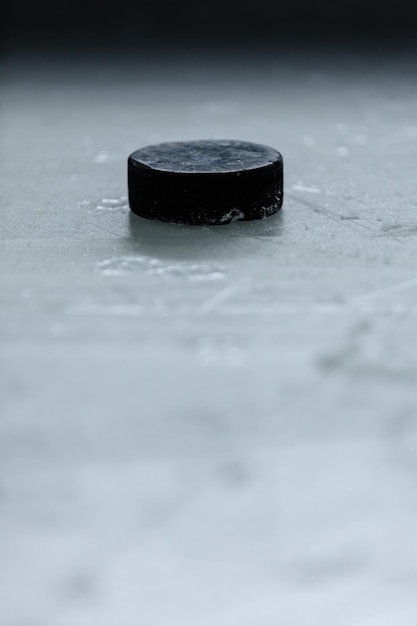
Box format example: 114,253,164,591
129,140,279,174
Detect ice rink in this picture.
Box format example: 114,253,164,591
1,49,417,624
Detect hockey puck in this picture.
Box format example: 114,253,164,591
128,140,283,225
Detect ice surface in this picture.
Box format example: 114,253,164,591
1,52,417,626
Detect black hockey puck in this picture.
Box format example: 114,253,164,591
128,140,283,225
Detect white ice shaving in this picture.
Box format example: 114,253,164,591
95,256,226,281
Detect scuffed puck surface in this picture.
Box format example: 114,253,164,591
128,140,283,224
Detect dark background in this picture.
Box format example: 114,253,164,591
3,0,417,55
